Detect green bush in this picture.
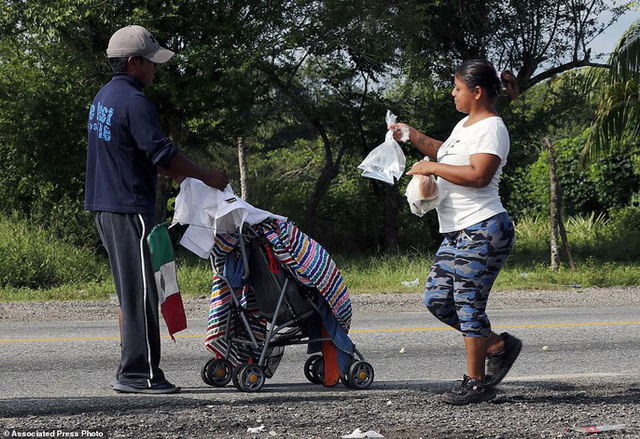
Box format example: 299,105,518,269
511,215,550,263
0,215,108,289
603,206,640,260
508,130,640,219
511,208,640,264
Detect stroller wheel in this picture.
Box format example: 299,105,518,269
232,364,243,391
340,359,354,388
303,355,323,384
235,363,266,392
201,359,215,385
312,356,325,384
204,359,233,387
347,361,374,390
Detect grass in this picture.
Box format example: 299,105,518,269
336,256,640,294
1,211,639,301
0,215,107,290
2,256,638,302
0,282,114,302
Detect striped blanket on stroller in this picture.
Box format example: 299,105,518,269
205,219,352,365
259,219,352,331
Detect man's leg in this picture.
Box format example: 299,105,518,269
95,212,169,389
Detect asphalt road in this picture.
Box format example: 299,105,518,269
1,304,639,438
1,306,638,397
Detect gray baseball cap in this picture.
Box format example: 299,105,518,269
106,25,174,64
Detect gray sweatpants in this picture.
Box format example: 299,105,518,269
95,212,167,388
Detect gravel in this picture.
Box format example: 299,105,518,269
2,286,639,322
1,287,639,438
1,380,638,438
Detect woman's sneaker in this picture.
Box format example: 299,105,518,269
441,375,496,405
487,332,522,386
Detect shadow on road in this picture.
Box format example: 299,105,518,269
495,381,640,405
2,381,639,419
0,396,209,417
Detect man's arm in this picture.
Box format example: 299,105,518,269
160,152,228,190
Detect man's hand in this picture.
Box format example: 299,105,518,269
202,169,229,190
164,152,230,190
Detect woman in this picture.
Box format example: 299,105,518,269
393,59,521,405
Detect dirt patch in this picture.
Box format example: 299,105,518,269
1,287,638,322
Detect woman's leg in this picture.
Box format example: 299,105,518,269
424,235,459,328
425,231,506,379
464,337,490,380
454,212,515,380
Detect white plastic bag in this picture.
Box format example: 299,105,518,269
405,170,442,217
357,110,406,185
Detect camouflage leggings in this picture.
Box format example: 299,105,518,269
424,212,514,337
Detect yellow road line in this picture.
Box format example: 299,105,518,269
352,320,640,333
1,321,639,343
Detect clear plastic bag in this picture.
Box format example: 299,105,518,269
405,172,442,217
358,110,406,185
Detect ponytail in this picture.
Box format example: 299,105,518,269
499,70,519,100
456,59,519,102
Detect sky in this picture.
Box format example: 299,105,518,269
588,3,639,61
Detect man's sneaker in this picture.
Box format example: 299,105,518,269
487,332,522,386
113,380,181,394
441,375,496,405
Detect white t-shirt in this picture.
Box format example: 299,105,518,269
435,116,509,233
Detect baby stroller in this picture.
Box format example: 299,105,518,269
199,218,374,392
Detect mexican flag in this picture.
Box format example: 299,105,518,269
147,222,187,340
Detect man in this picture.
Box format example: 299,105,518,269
85,25,228,394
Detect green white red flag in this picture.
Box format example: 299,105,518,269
147,222,187,340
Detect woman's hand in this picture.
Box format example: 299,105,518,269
390,123,411,142
407,160,438,176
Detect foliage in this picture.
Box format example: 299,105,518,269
0,1,639,259
510,207,640,264
3,207,640,298
588,19,640,155
0,215,107,289
397,0,632,90
0,1,124,246
510,129,640,218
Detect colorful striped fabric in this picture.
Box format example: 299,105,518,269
260,219,352,331
205,232,267,366
204,219,353,366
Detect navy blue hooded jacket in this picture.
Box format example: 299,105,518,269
85,74,178,215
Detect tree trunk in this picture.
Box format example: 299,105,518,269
237,136,249,200
381,182,399,251
548,141,560,271
545,138,575,271
302,162,340,234
154,175,172,224
558,206,576,271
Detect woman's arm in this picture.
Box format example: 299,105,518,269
391,123,443,160
407,153,501,188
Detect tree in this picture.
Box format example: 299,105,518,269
252,0,405,246
0,0,119,245
587,19,640,158
398,0,633,94
545,137,575,271
0,0,274,234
